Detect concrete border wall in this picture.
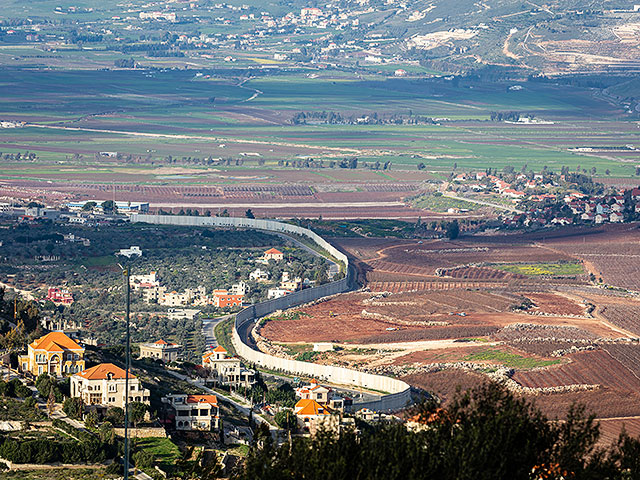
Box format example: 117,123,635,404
131,214,412,411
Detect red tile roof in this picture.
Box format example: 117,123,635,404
30,332,82,352
76,363,135,380
186,394,218,405
295,398,331,416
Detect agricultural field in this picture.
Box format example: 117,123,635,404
1,67,640,219
539,224,640,291
258,224,640,432
492,262,584,277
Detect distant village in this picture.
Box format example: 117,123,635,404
449,169,640,229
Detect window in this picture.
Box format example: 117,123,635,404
108,384,117,392
200,409,209,416
177,410,189,417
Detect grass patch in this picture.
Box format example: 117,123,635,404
135,437,181,471
80,255,117,267
263,311,311,323
409,192,480,212
492,262,584,277
278,343,313,356
214,318,236,356
296,351,322,362
226,444,250,457
464,347,560,369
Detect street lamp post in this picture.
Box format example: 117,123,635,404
122,267,131,480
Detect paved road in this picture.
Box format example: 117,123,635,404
202,314,233,350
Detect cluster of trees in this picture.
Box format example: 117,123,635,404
0,378,32,399
290,111,438,126
247,375,297,408
0,151,38,162
411,218,460,240
0,396,43,422
0,419,118,465
237,383,640,480
69,32,103,44
81,200,118,214
274,158,392,171
489,111,533,122
114,58,136,68
0,288,43,355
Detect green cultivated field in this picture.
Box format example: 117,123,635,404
493,262,585,277
410,192,481,212
0,68,639,177
464,347,561,369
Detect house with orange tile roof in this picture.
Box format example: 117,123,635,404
201,346,255,387
296,380,345,411
263,247,284,261
139,339,183,363
296,381,330,404
163,393,220,431
70,363,150,408
18,331,85,377
294,398,332,429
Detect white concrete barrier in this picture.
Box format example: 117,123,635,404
131,214,412,411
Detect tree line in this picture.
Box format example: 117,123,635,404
235,383,640,480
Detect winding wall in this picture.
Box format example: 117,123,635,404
131,214,412,411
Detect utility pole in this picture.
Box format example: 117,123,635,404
123,267,131,480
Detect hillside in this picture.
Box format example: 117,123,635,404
1,0,639,75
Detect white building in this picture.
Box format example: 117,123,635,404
117,246,142,258
263,248,284,261
70,363,150,408
230,281,249,296
249,268,270,282
130,272,159,290
139,339,183,363
202,346,255,388
296,380,344,411
163,394,219,431
268,287,291,299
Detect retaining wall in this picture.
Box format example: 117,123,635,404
131,214,412,411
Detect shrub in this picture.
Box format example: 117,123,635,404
63,397,84,419
105,406,125,426
133,449,155,470
274,410,297,430
13,382,32,399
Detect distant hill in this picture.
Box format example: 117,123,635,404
1,0,639,75
351,0,640,74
